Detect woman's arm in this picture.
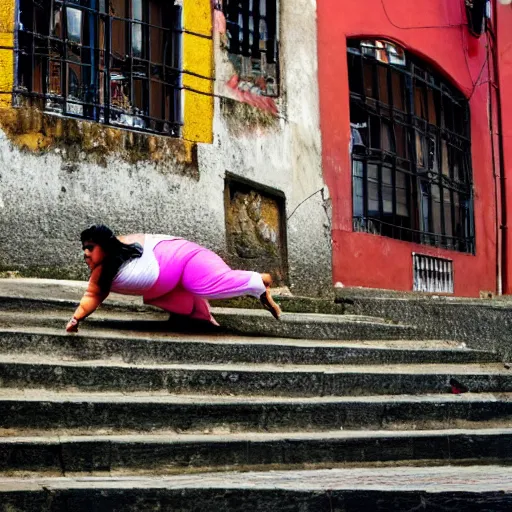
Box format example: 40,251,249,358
66,266,108,332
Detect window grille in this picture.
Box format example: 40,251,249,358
348,39,475,253
413,253,453,293
16,0,183,136
223,0,278,97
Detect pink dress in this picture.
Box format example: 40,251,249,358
111,236,266,325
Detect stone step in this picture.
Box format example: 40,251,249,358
2,428,512,474
0,279,348,315
0,302,422,341
1,389,511,434
0,328,498,366
0,355,509,396
1,466,512,511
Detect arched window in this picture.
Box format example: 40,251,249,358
347,39,475,253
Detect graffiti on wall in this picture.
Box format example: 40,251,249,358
213,0,278,115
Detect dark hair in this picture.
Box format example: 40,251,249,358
80,224,143,293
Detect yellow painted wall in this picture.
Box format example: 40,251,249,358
0,0,14,108
182,0,214,143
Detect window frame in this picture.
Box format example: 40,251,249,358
15,0,183,137
348,39,475,254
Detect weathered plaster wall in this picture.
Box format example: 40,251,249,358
0,0,331,296
200,0,330,296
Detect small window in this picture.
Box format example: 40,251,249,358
348,39,474,253
16,0,182,136
223,0,278,97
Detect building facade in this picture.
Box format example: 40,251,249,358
0,0,332,296
1,0,511,299
317,0,510,297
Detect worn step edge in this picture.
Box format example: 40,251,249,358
0,278,348,315
2,429,512,473
2,479,511,512
0,330,498,365
1,390,511,433
0,307,405,328
0,292,348,317
0,310,423,342
1,465,512,491
0,296,377,324
0,358,509,396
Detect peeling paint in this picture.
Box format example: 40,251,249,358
213,1,279,116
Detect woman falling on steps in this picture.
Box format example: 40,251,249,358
66,224,281,333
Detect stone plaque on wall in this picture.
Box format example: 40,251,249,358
224,174,288,286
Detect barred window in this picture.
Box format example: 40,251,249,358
223,0,278,97
16,0,182,136
348,39,475,253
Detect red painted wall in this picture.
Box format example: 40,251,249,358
497,2,512,294
317,0,498,296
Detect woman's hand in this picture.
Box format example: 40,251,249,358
66,317,79,333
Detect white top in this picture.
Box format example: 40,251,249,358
110,235,177,295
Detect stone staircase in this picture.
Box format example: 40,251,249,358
1,287,512,510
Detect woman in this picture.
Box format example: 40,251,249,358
66,224,281,332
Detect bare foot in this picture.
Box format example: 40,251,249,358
259,273,282,320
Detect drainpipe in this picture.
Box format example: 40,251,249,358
487,37,502,295
489,2,508,295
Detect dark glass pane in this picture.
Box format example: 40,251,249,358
442,94,454,131
363,61,375,98
441,140,449,177
377,65,389,105
432,184,442,236
381,119,393,152
394,123,407,158
368,175,380,215
367,162,379,216
352,160,364,218
414,81,427,120
419,180,430,233
396,171,409,217
391,69,405,111
453,102,465,136
348,53,363,95
444,188,453,238
427,89,438,125
382,166,393,214
370,116,381,149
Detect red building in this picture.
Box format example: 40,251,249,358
317,0,511,297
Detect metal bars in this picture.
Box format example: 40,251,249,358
348,39,475,254
413,253,454,293
223,0,278,97
15,0,183,136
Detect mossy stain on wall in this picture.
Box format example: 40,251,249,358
0,107,199,179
